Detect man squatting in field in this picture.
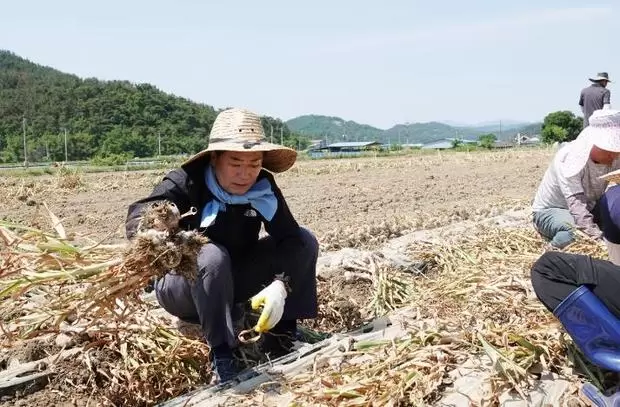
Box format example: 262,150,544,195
125,108,319,384
531,109,620,253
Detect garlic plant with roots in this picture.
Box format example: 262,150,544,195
127,201,205,282
138,200,183,233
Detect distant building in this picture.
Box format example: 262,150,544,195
308,139,328,151
307,140,381,158
446,138,478,145
492,140,515,149
421,138,477,150
326,141,381,152
515,133,541,146
421,140,455,150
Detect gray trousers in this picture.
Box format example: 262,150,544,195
533,203,602,249
155,227,319,348
532,208,576,249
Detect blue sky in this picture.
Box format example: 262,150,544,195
1,1,618,128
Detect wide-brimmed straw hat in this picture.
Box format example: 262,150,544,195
559,109,620,178
589,72,611,83
183,108,297,173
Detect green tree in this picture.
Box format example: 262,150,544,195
451,138,463,148
541,124,568,144
478,133,497,149
541,111,582,143
69,132,98,160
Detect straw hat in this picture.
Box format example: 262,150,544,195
600,168,620,184
559,109,620,178
183,108,297,173
589,72,611,83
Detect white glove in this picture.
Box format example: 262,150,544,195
250,280,287,333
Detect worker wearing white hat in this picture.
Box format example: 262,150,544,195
532,109,620,249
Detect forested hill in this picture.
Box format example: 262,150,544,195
0,50,305,163
287,115,542,144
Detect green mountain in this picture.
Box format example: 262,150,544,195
287,115,542,145
0,50,306,163
285,115,384,142
384,122,464,145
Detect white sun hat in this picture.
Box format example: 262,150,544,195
558,109,620,178
183,108,297,173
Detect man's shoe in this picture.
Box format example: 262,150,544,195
211,345,241,384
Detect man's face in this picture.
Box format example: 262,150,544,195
590,145,619,165
212,151,264,195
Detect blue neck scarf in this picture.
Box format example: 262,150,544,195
200,166,278,228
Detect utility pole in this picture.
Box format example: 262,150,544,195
280,126,283,145
158,132,161,156
499,120,503,140
64,128,68,162
22,118,28,168
270,123,274,143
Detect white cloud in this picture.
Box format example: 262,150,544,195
312,7,612,55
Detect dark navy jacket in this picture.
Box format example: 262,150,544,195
125,156,302,284
600,184,620,244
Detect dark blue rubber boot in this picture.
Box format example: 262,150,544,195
553,285,620,372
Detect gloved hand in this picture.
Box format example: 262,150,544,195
250,280,287,333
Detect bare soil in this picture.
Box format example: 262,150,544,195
0,149,552,250
0,338,100,407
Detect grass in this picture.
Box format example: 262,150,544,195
0,199,422,405
1,213,611,406
0,205,214,405
229,226,613,406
